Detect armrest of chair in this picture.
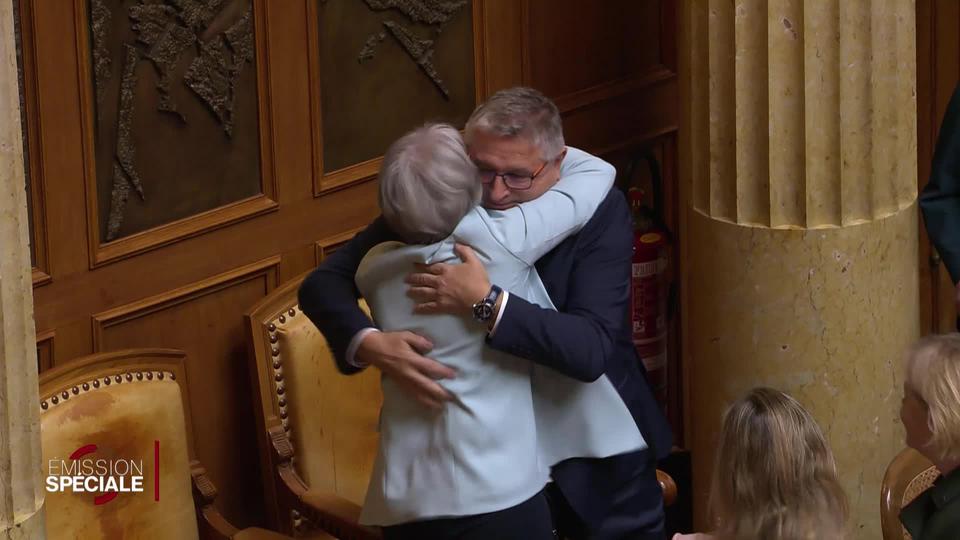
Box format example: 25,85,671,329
657,469,678,507
191,461,242,540
269,426,382,540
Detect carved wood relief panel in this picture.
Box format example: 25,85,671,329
79,0,277,265
310,0,479,193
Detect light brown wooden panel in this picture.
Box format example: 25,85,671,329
918,0,960,335
562,71,678,154
36,329,55,373
525,0,665,99
314,226,366,265
476,1,522,95
92,256,280,528
308,0,489,195
523,0,678,156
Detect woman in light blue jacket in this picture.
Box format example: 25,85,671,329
356,123,644,538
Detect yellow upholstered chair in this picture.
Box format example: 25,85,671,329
246,274,381,539
881,447,939,540
39,348,304,540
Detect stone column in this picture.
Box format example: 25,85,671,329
679,1,918,537
0,0,45,537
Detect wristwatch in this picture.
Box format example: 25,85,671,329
472,285,503,323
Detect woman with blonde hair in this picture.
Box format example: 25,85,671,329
898,333,960,540
675,387,847,540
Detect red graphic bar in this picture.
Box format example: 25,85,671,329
154,440,160,501
69,444,97,460
94,492,118,506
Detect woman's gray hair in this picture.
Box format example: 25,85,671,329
465,86,565,160
379,123,480,244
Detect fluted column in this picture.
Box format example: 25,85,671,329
680,1,918,537
0,0,46,537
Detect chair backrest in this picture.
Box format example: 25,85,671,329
246,274,382,522
40,349,199,540
881,447,939,540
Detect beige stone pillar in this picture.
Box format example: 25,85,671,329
0,0,45,537
679,1,918,538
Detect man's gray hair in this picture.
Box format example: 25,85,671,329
379,123,480,244
465,86,565,160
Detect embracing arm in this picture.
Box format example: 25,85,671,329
487,191,634,382
298,218,396,374
299,219,456,406
487,146,616,264
922,83,960,284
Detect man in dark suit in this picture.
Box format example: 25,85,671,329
921,83,960,327
299,87,672,539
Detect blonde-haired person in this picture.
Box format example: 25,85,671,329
898,334,960,540
674,387,847,540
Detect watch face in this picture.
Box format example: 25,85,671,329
474,303,493,321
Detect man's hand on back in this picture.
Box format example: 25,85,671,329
406,244,491,315
356,330,456,409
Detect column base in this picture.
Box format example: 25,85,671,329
0,504,45,540
685,204,919,538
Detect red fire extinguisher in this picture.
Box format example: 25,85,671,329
625,152,673,413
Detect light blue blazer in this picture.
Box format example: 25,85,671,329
355,147,645,526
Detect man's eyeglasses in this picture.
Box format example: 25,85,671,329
477,160,549,190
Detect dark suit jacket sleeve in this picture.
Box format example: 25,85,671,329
922,83,960,283
297,217,398,374
487,191,633,382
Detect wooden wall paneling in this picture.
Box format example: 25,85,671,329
91,256,280,529
314,226,366,265
29,0,89,284
279,244,318,285
308,0,490,196
73,0,279,268
16,0,51,287
659,0,677,72
23,0,681,533
476,0,523,94
659,135,682,439
523,0,681,438
561,74,679,155
604,133,682,442
28,0,377,531
33,182,381,337
523,0,678,151
918,0,960,335
918,0,934,335
36,330,55,373
525,0,666,98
